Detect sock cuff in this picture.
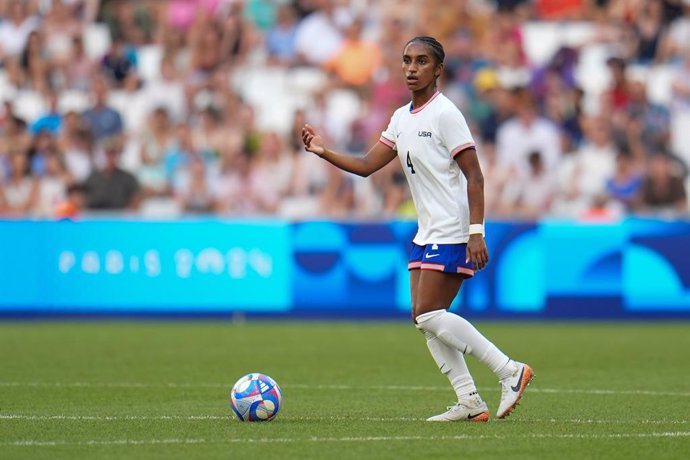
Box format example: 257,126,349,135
415,309,446,324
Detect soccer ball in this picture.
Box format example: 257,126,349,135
230,373,282,422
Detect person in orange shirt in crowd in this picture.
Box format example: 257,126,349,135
323,17,382,87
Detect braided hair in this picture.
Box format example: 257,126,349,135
404,36,445,65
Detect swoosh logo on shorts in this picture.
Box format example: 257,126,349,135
511,367,525,392
425,253,440,259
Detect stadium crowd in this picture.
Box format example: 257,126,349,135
0,0,689,220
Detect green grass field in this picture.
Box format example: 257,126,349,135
1,321,689,459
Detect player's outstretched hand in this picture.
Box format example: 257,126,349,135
301,124,325,156
466,234,489,271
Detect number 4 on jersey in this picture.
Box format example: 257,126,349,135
406,151,416,174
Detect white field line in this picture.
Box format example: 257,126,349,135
3,432,690,447
1,414,688,425
1,381,689,398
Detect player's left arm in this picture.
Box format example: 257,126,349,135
455,148,489,271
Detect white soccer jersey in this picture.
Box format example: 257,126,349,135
380,92,476,245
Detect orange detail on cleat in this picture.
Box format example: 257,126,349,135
468,411,490,422
498,364,534,419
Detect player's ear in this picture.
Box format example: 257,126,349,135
434,63,443,78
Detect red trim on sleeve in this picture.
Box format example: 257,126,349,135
451,143,476,158
379,137,396,149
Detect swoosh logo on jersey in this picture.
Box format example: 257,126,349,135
425,253,440,259
510,367,525,392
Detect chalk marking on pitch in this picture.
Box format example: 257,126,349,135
3,432,690,447
1,414,688,425
1,381,689,397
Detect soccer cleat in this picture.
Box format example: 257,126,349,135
426,394,490,422
496,362,534,419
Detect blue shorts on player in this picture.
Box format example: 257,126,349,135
408,243,475,277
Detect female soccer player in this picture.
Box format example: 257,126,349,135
301,36,533,422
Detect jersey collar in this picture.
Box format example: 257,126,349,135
410,91,441,114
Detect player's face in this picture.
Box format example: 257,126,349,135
402,42,441,92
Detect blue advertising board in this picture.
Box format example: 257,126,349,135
1,218,689,318
0,220,291,312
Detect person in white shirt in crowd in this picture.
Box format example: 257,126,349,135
293,0,351,66
496,89,561,177
552,115,617,216
0,0,40,61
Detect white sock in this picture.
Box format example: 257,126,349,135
416,309,517,380
421,330,477,400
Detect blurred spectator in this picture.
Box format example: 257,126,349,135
61,125,94,183
103,0,156,45
534,0,586,20
215,149,257,215
280,148,329,219
109,73,149,135
0,150,38,216
20,30,50,92
164,123,202,190
0,0,40,60
165,0,220,32
630,0,666,64
42,0,83,64
55,183,87,220
470,69,512,143
63,36,98,92
554,116,618,215
83,137,140,210
323,17,382,87
0,111,31,157
34,153,72,218
247,131,293,214
499,151,557,218
380,168,413,218
174,155,216,213
496,89,562,175
305,89,346,150
135,107,174,197
659,0,690,61
27,130,61,177
579,193,625,222
620,78,671,157
444,28,490,110
140,56,187,122
601,56,632,118
193,106,225,160
188,20,223,86
82,77,124,143
30,90,62,136
101,35,137,87
293,0,350,66
478,141,515,217
482,5,529,87
320,165,355,217
606,151,644,211
244,0,278,32
265,3,299,65
670,50,690,168
218,0,256,67
637,152,688,213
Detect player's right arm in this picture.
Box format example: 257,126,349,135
301,124,397,177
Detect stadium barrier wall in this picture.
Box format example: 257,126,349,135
1,218,689,319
